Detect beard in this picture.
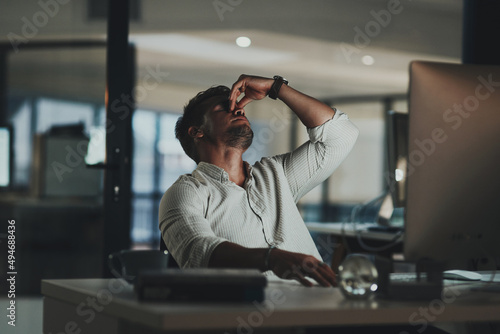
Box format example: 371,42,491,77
224,124,254,150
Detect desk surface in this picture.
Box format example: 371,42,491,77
42,275,500,332
306,222,404,242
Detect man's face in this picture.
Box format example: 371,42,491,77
200,96,253,150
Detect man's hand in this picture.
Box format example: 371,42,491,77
229,73,335,128
268,248,337,287
209,241,336,287
229,74,274,111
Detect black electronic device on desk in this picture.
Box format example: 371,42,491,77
346,255,445,301
404,61,500,269
382,260,445,300
344,61,500,302
135,268,267,303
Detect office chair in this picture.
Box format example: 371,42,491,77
107,239,179,283
160,237,180,269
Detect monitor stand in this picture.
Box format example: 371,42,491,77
372,193,405,233
377,193,394,226
376,258,445,300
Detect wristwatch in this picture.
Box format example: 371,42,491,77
268,75,288,100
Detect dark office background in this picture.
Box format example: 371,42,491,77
2,0,498,299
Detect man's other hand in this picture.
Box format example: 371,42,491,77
268,248,337,287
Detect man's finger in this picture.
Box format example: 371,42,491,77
317,264,337,287
229,80,245,110
236,96,253,109
301,260,336,287
294,272,313,287
229,89,240,111
307,268,331,287
229,93,242,111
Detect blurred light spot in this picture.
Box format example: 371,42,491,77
395,169,404,182
236,36,251,48
362,55,375,66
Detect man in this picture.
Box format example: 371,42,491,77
159,74,359,287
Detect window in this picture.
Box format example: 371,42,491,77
36,98,94,134
132,110,157,194
10,100,31,187
8,97,103,190
158,113,195,191
130,109,195,248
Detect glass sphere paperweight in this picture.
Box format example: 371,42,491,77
338,254,379,299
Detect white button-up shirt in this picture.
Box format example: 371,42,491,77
159,111,359,270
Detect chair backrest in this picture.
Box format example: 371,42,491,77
108,249,170,282
160,237,180,269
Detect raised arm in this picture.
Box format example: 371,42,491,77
229,74,335,128
230,74,358,201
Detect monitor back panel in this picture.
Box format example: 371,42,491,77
405,61,500,264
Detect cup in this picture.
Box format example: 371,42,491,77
338,253,379,299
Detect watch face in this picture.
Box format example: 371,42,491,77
273,76,288,85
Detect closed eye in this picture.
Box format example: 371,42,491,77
212,100,230,113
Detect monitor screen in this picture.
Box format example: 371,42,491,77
0,126,11,188
386,111,408,208
404,61,500,268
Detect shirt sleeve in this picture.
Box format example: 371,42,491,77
158,180,228,268
270,110,359,202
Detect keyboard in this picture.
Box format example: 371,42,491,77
470,283,500,293
390,272,427,283
382,272,443,300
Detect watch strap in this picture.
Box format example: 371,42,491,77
268,75,288,100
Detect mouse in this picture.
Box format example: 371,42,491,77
443,269,483,281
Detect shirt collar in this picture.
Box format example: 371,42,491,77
196,161,253,185
197,162,229,183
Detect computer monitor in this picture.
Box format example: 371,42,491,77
385,110,409,208
0,126,13,189
404,61,500,269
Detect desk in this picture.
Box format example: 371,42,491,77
42,276,500,334
306,222,404,270
306,222,402,242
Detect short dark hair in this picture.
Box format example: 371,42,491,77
175,85,230,163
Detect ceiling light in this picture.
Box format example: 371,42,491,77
131,34,295,66
236,36,251,48
361,55,375,66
